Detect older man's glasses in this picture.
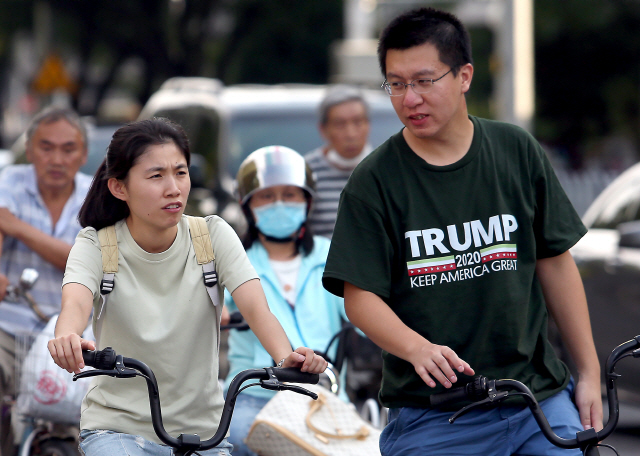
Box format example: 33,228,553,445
381,68,453,97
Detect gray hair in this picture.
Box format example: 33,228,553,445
319,85,369,125
26,106,87,147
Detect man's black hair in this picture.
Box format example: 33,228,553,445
377,7,473,77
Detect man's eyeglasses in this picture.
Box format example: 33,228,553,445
381,68,453,97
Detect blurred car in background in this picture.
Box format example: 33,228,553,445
80,123,121,175
570,162,640,403
137,77,403,231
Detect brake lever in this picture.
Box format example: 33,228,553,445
259,367,319,400
448,392,508,423
72,354,138,381
449,380,509,423
279,384,319,400
73,369,133,381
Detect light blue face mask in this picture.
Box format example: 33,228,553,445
253,201,307,239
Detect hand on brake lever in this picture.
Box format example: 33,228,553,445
73,355,138,381
48,333,96,374
282,347,328,374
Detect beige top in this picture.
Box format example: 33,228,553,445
63,215,258,443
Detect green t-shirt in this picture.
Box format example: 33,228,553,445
63,215,258,443
323,116,586,409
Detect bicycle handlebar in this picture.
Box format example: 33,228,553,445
220,311,250,331
77,347,320,455
428,335,640,454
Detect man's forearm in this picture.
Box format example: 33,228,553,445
536,250,603,430
343,282,475,388
344,282,425,361
10,219,72,271
536,251,600,377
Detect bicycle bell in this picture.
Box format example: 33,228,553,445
19,268,39,291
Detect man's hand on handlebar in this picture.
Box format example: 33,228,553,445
575,374,604,432
282,347,328,374
409,341,475,389
48,333,96,374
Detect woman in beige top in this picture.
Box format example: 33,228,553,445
47,118,327,456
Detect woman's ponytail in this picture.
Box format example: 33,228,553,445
78,159,130,230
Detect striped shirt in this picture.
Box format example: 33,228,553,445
0,164,92,335
305,146,371,239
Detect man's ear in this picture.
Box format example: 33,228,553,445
25,141,34,163
80,146,88,167
107,177,128,202
319,123,329,142
459,63,474,94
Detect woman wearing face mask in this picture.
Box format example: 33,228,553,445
222,146,350,456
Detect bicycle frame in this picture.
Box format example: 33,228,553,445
74,348,319,456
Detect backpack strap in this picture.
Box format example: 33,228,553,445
97,225,118,313
186,216,220,307
93,218,220,344
96,225,118,344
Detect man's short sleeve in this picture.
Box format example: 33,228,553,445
532,146,587,258
322,190,394,299
0,167,22,213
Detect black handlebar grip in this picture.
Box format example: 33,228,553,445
82,347,117,369
228,311,245,325
428,385,469,408
272,367,319,385
82,350,96,366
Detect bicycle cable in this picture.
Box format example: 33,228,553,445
237,383,261,394
587,443,620,456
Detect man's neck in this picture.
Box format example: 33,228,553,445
404,115,474,167
38,182,75,228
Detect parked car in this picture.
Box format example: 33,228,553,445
137,77,403,230
570,162,640,403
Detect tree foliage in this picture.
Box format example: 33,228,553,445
2,0,640,168
215,0,342,84
535,0,640,168
46,0,219,114
0,0,343,116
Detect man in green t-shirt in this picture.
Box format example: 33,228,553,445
322,7,602,456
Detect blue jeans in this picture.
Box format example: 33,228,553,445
226,394,270,456
78,430,233,456
380,379,584,455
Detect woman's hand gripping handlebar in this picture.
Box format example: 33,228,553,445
75,347,320,455
427,335,640,456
